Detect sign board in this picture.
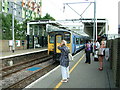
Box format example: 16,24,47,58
9,40,13,46
16,40,20,47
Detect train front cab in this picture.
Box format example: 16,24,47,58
48,31,71,61
55,33,71,61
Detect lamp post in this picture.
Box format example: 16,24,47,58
12,2,15,53
92,0,96,54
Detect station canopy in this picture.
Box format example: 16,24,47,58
27,18,108,38
57,18,108,38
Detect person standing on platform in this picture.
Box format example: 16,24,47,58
98,41,106,71
85,40,91,64
58,40,70,82
94,40,100,61
90,40,93,53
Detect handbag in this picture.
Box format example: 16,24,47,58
68,53,73,61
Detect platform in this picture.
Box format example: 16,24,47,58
1,47,47,59
24,51,116,89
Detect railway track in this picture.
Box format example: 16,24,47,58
1,51,59,89
5,61,58,89
0,52,52,78
2,52,52,77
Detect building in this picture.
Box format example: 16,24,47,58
1,0,8,13
1,0,42,22
22,0,42,21
118,25,120,34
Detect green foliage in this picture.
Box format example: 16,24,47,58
1,13,26,40
0,13,2,40
42,13,55,21
34,13,55,21
1,13,55,40
19,19,31,40
2,14,12,40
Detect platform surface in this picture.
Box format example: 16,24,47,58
24,51,116,89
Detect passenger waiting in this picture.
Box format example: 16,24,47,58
94,40,100,61
58,40,70,82
85,40,91,64
98,41,106,71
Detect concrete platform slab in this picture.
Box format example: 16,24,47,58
24,51,116,89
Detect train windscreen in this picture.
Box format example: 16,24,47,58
64,33,70,43
57,36,62,43
50,35,54,43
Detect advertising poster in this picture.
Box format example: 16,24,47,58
16,40,20,47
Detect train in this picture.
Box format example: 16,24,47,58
47,29,89,60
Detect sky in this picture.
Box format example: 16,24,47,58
42,0,119,34
118,1,120,25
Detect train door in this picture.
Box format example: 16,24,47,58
55,35,62,53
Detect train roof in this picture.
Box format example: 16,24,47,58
48,30,88,37
48,29,71,33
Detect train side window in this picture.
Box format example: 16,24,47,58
80,39,83,44
73,37,75,44
76,38,79,44
50,36,54,43
64,33,70,43
80,39,81,44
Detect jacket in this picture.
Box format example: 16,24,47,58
85,43,91,51
58,45,69,67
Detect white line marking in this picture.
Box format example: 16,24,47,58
1,49,47,59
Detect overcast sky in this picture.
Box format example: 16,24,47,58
42,0,119,34
118,1,120,25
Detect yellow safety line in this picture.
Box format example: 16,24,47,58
53,54,85,89
69,54,85,73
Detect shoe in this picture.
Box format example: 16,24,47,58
98,67,103,71
61,79,68,82
67,78,70,80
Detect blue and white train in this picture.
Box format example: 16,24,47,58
48,30,89,59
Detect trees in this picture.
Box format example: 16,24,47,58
1,13,27,40
1,14,12,40
1,13,21,40
1,13,55,40
42,13,55,21
34,13,55,21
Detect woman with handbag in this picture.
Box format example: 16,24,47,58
58,40,70,82
98,41,106,71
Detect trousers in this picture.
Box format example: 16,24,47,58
61,66,69,79
85,50,91,64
